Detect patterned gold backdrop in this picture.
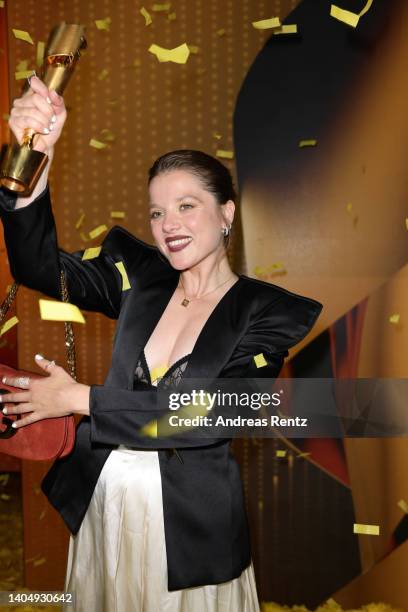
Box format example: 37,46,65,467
4,0,300,590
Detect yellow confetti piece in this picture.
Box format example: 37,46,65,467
39,299,85,324
389,313,400,325
148,43,190,64
0,316,18,337
398,499,408,514
299,139,317,147
0,493,11,501
115,261,131,291
216,28,226,37
168,12,176,21
97,68,109,80
110,211,125,219
89,224,108,240
276,450,287,457
254,353,268,368
14,69,36,80
33,557,46,567
213,132,222,140
82,246,102,261
89,138,108,150
296,451,312,459
140,7,152,25
353,523,380,536
16,59,28,71
150,364,169,383
140,419,158,438
216,149,234,159
36,41,45,67
273,24,298,35
95,17,111,31
252,17,281,30
12,29,34,45
330,0,374,29
75,212,85,229
188,45,199,54
152,2,171,11
100,128,115,142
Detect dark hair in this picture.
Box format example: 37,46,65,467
148,149,237,205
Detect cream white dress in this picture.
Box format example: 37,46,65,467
63,354,260,612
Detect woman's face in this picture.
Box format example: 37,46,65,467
148,169,234,270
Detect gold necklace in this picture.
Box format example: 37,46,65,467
179,275,235,307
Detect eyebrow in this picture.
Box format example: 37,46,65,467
149,195,202,208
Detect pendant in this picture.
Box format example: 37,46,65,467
181,298,190,307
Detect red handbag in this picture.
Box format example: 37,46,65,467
0,273,76,460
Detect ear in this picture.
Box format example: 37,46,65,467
221,199,235,226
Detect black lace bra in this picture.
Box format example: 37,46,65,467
134,349,190,390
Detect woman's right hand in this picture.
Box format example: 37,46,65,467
9,75,67,155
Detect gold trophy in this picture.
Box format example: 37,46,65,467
0,23,86,194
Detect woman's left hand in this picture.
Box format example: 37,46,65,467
0,354,91,428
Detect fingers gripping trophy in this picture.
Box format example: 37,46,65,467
0,23,86,195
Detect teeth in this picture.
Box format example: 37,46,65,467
168,238,192,247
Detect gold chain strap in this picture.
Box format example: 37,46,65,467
0,272,77,380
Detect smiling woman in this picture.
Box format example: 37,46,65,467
0,77,323,612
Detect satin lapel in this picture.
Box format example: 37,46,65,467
183,277,246,380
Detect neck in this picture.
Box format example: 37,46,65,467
179,252,236,297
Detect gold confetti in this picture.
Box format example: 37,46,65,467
89,138,108,149
252,17,281,30
168,12,176,21
95,17,111,31
140,7,152,25
296,451,312,459
213,132,222,140
16,59,28,71
82,247,102,261
14,69,35,80
39,299,85,324
188,45,199,54
398,499,408,514
274,24,298,35
148,43,190,64
152,3,171,11
216,149,234,159
150,364,169,383
330,0,374,29
216,28,226,37
254,353,268,368
299,139,317,147
0,493,11,501
97,68,109,80
33,557,46,567
140,419,158,438
389,314,400,325
0,316,18,337
36,41,45,67
115,261,131,290
276,450,287,457
100,128,115,142
110,211,125,219
353,523,380,536
12,29,34,45
75,212,85,229
89,224,108,240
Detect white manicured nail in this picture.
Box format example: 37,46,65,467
35,354,44,360
51,114,57,123
49,123,54,131
2,407,7,415
43,127,50,134
11,423,17,428
46,96,51,104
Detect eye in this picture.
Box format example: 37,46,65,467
180,203,194,211
150,210,162,220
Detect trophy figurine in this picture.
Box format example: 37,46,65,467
0,23,86,195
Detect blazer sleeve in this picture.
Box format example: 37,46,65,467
0,186,156,319
88,291,323,448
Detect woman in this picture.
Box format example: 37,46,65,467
0,77,322,611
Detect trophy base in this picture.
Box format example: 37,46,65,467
0,144,48,195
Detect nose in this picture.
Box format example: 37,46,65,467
162,211,182,234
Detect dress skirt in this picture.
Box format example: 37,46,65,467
63,446,260,612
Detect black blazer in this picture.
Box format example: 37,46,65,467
0,187,323,591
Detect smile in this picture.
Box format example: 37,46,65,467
166,237,193,252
